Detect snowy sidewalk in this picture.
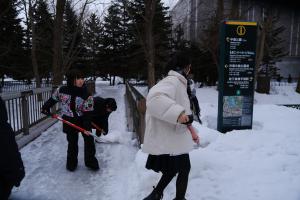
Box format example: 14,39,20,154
11,83,139,200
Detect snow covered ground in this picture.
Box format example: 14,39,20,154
11,81,300,200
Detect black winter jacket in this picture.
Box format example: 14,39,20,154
42,85,94,133
0,97,25,187
91,97,111,135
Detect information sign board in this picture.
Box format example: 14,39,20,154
217,21,257,133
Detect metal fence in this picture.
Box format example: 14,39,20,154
125,81,146,146
0,80,52,93
1,79,95,94
0,79,96,135
0,87,57,135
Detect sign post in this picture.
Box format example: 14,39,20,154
217,21,257,133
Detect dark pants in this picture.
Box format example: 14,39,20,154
155,167,190,199
154,155,191,199
0,180,14,200
66,130,96,165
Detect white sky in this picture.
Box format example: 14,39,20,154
11,80,300,200
87,0,179,18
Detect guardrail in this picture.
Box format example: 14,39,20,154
0,87,58,135
125,81,146,146
0,79,95,135
0,80,52,92
0,79,95,94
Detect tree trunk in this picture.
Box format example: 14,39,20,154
29,0,42,100
21,0,31,51
145,0,156,89
216,0,224,21
52,0,66,86
256,75,270,94
113,75,116,86
63,0,89,71
230,0,239,19
29,2,40,84
255,18,271,93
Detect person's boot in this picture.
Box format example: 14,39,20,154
85,157,99,171
143,188,163,200
173,198,187,200
66,158,78,172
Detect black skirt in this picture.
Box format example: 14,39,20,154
145,154,190,174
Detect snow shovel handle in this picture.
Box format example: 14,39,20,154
91,122,103,132
52,114,97,137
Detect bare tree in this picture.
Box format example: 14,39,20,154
229,0,240,19
255,23,266,78
202,0,224,67
20,0,42,90
52,0,66,86
63,0,92,70
29,0,41,89
144,0,156,88
122,0,157,88
52,0,95,86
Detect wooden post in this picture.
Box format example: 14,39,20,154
21,90,33,135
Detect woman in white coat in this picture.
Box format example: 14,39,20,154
142,51,199,200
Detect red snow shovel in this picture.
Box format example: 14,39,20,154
52,114,97,137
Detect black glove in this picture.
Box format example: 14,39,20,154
182,114,194,125
41,108,51,116
96,130,102,137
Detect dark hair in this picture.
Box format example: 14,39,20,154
166,50,192,73
105,98,117,111
66,68,85,86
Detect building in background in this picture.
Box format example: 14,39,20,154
170,0,300,80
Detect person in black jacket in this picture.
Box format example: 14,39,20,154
41,67,98,171
0,97,25,199
91,97,117,138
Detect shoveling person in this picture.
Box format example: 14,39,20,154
41,65,99,171
90,97,117,142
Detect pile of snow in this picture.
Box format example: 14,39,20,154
127,84,300,200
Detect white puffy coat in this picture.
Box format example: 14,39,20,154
142,70,194,155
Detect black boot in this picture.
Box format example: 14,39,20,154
173,198,187,200
85,157,99,171
66,158,78,172
143,189,163,200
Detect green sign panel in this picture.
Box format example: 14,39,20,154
217,21,257,133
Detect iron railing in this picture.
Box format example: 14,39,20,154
0,87,57,135
0,80,52,93
125,81,146,146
